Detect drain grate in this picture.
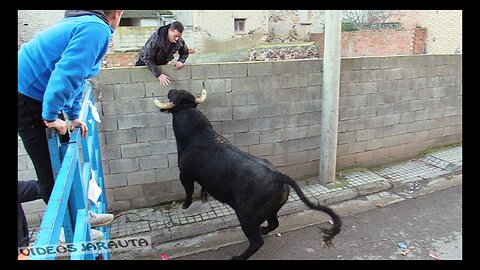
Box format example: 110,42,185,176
421,155,451,170
421,146,462,170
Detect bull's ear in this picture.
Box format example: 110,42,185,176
167,89,177,100
195,89,207,104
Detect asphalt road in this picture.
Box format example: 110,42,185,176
175,184,462,260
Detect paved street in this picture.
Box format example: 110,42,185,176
163,182,462,260
45,145,459,261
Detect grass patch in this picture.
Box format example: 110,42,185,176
324,179,350,190
337,166,369,175
417,142,462,159
335,166,369,181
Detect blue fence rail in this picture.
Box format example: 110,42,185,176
31,82,111,260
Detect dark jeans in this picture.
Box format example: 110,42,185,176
18,93,55,203
18,93,70,203
17,93,69,249
18,180,41,248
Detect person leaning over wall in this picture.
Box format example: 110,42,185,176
135,21,189,86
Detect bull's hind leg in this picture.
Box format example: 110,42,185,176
231,212,267,260
261,184,289,235
179,172,194,209
231,224,264,260
260,213,279,235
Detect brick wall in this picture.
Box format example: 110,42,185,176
18,54,462,221
310,28,426,57
103,52,139,68
412,28,426,54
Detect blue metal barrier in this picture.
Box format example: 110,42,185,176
30,82,111,260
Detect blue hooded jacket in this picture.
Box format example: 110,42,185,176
18,10,114,121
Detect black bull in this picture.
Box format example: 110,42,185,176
154,88,342,260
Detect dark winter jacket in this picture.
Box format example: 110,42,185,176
137,24,189,78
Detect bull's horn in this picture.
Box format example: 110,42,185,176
154,98,174,110
195,89,207,104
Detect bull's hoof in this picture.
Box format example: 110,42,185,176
182,201,192,209
260,226,270,235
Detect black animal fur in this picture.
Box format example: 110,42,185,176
159,89,342,260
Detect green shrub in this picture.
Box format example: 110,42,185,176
341,21,358,32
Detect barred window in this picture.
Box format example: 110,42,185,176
234,18,246,34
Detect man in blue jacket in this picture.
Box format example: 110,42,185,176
17,10,123,258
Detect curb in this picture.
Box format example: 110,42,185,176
27,145,462,259
113,170,462,260
109,145,462,259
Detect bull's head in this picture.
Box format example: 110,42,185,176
153,82,207,113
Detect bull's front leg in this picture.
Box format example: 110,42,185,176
180,172,194,209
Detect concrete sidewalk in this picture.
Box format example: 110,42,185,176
28,144,462,259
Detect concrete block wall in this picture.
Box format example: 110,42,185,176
18,136,46,225
18,54,462,220
336,55,462,168
91,59,326,212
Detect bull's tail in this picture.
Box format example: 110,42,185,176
275,172,342,244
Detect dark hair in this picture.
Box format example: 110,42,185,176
170,21,184,33
103,10,117,16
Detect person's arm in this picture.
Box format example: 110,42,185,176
62,80,85,120
42,22,110,122
140,36,163,78
177,40,189,63
53,81,89,137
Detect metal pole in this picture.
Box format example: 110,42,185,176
319,10,342,184
155,11,161,26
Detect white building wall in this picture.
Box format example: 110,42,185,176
140,18,160,26
170,10,195,51
269,10,325,39
189,10,268,53
18,10,65,49
418,10,462,54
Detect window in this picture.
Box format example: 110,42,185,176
119,18,133,26
234,18,246,34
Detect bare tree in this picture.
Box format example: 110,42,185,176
343,10,405,30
